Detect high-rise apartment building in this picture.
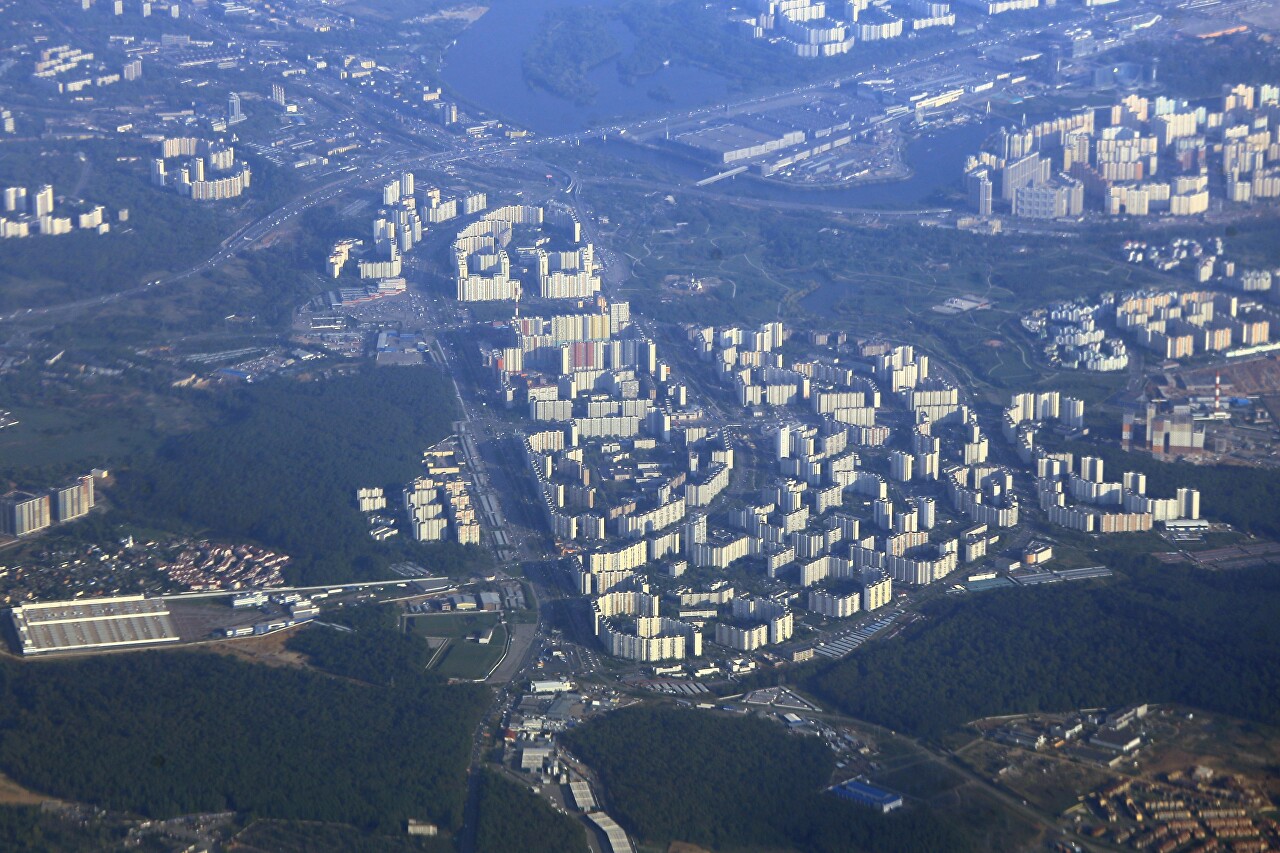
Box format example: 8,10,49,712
1000,153,1048,202
1,491,51,536
32,184,54,218
52,476,95,523
966,168,993,216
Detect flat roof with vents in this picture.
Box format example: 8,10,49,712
10,594,180,655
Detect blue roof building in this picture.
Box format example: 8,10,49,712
829,779,904,813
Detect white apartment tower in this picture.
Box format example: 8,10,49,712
32,185,54,218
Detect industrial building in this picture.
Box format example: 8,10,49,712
567,778,597,812
10,594,180,655
828,779,904,813
673,122,804,165
587,812,634,853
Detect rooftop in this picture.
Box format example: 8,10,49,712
10,594,180,655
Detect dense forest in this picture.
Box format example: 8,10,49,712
522,6,619,105
563,706,973,853
113,368,485,584
811,565,1280,739
0,651,488,832
473,770,590,853
234,819,452,853
1111,34,1280,99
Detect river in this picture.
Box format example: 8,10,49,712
442,0,1001,208
441,0,730,135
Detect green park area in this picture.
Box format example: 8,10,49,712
431,624,509,680
408,611,501,639
408,612,508,680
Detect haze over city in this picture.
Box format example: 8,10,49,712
0,0,1277,850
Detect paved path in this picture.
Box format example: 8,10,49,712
486,621,538,684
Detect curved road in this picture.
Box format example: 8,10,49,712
1,29,980,330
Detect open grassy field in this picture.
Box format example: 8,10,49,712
431,623,508,681
407,611,500,639
0,405,157,473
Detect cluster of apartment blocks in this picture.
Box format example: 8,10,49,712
404,443,481,546
325,174,487,281
706,321,977,447
742,0,1054,61
355,443,481,546
755,331,996,587
79,0,182,17
1003,392,1203,532
500,305,839,661
1218,84,1280,203
736,0,957,59
591,588,703,662
1022,300,1130,373
32,44,143,94
968,84,1280,220
572,501,785,660
589,576,805,658
525,423,735,551
1,475,96,537
727,328,1194,572
1114,289,1270,361
1035,455,1200,534
495,296,727,545
737,464,935,589
497,305,695,436
1025,247,1276,371
966,115,1090,220
1135,236,1280,305
709,324,1010,586
454,203,600,302
558,325,1211,662
400,475,481,545
150,137,252,201
698,323,939,430
0,184,114,239
714,596,794,651
770,431,972,588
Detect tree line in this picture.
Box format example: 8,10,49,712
563,705,974,853
810,562,1280,740
473,770,590,853
0,651,489,832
